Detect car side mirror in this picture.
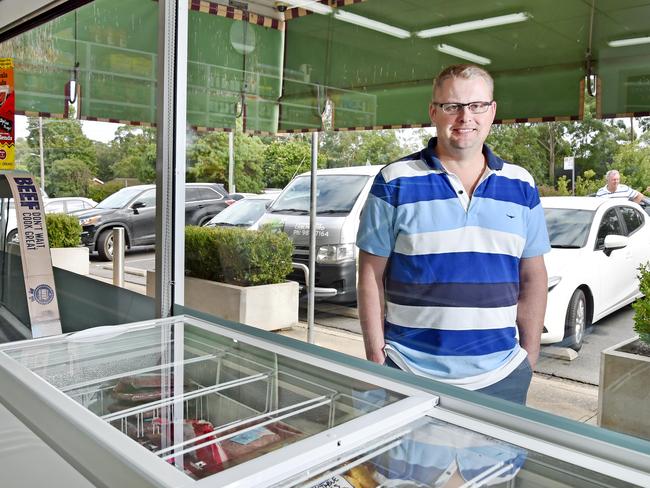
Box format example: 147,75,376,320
131,201,146,214
603,234,628,256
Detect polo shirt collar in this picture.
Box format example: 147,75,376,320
421,137,504,171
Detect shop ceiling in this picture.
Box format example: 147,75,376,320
2,0,650,132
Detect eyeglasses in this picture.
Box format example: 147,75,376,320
433,101,494,115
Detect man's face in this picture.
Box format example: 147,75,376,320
429,77,495,154
607,173,620,192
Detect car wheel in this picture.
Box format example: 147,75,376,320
6,229,18,244
565,289,587,351
97,230,114,261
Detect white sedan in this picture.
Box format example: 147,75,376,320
542,196,650,350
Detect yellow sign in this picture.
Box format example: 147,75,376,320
0,58,15,170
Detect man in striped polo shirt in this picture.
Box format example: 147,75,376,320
595,169,645,203
356,64,550,404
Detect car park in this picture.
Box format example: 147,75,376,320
204,194,275,230
76,183,228,260
542,196,650,350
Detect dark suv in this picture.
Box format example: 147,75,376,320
76,183,228,260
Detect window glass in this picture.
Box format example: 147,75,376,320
186,187,201,202
45,201,65,213
66,200,86,212
199,188,222,201
596,208,624,248
136,189,156,207
620,206,643,235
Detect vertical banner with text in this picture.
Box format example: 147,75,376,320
0,58,15,170
4,173,61,337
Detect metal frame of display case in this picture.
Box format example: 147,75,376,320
0,315,648,488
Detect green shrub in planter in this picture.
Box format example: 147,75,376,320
185,226,293,286
46,213,82,248
632,262,650,346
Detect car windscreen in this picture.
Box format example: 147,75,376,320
544,208,595,248
96,187,145,209
208,199,271,226
268,174,370,215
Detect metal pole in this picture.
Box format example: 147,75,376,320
307,131,318,344
38,117,45,194
112,228,125,287
572,163,575,196
228,131,235,193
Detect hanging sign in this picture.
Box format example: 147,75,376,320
0,58,15,170
1,172,61,337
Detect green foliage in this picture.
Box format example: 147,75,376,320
632,263,650,345
46,213,81,248
187,130,265,193
26,118,97,195
262,139,325,188
87,180,130,202
612,142,650,192
319,130,405,167
573,170,600,196
185,226,293,286
556,176,571,195
47,159,93,197
110,127,157,183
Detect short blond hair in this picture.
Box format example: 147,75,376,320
433,64,494,100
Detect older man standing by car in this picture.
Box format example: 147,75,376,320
596,170,645,203
356,64,550,405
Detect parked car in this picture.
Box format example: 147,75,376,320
258,165,383,303
542,196,650,350
3,191,65,243
76,183,228,260
44,197,97,214
204,194,275,229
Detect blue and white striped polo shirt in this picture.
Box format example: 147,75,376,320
357,138,550,389
595,184,639,200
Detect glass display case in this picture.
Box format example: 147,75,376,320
0,315,648,487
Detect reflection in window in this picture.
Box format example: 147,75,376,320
544,208,594,248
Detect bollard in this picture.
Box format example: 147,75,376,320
112,227,125,287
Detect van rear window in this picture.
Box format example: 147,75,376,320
269,175,370,215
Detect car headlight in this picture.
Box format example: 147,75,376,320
79,215,100,226
548,276,562,291
316,244,355,264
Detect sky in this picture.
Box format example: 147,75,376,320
15,115,121,143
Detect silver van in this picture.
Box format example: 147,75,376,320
259,165,383,303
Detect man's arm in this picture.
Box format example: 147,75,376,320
632,192,644,204
517,256,548,367
358,250,389,364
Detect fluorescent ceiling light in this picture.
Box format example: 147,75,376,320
436,43,491,65
334,10,411,39
282,0,333,15
608,36,650,47
416,12,529,39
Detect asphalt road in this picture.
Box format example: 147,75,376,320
90,249,638,386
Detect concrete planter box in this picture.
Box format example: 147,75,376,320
146,271,298,331
598,336,650,438
50,247,89,275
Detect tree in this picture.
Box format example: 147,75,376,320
319,130,405,167
110,126,157,183
94,141,115,182
262,139,325,188
25,117,97,194
47,159,93,197
187,129,266,193
612,142,650,192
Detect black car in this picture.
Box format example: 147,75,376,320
76,183,228,260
